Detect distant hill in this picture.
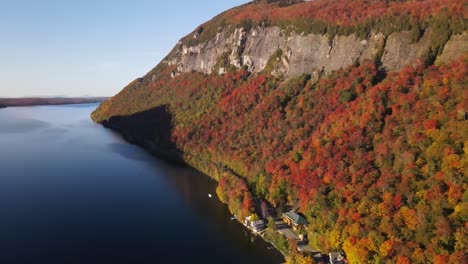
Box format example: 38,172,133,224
92,0,467,263
0,97,109,107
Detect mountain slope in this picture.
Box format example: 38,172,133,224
92,1,467,263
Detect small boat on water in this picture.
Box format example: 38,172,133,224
208,193,212,198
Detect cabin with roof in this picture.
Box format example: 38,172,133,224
251,219,267,233
282,211,308,231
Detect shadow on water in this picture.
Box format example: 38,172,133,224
100,106,285,263
0,104,285,264
157,163,285,264
107,147,286,264
101,105,176,151
108,143,151,162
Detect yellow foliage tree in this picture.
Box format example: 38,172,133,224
342,237,369,264
286,254,314,264
398,206,419,230
379,239,396,258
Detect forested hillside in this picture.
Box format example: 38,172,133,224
92,0,467,263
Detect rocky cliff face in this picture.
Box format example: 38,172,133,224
163,26,466,79
91,0,467,123
436,31,468,64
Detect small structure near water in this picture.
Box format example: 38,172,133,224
244,215,267,234
282,211,308,231
251,220,267,233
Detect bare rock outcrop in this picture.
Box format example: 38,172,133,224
436,32,468,65
381,29,433,70
164,25,463,78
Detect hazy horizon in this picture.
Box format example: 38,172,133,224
0,0,250,98
0,95,109,99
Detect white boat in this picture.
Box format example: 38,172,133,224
208,193,212,198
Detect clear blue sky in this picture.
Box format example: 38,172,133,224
0,0,250,97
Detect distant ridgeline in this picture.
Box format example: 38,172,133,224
92,0,467,263
0,97,109,107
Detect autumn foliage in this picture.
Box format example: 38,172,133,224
92,1,468,262
96,54,467,263
224,0,465,26
216,172,255,220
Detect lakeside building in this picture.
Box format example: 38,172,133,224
282,211,308,231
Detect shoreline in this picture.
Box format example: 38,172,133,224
98,120,289,262
241,221,290,260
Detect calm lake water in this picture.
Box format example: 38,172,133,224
0,104,283,264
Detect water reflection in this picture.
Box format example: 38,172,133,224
65,119,97,128
41,127,69,136
0,104,284,264
0,118,50,133
105,133,284,263
107,143,151,162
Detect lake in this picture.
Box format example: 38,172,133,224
0,104,283,264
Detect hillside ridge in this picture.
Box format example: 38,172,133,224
92,1,467,263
